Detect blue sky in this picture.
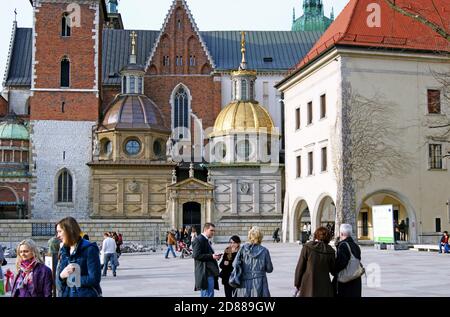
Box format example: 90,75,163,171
0,0,350,90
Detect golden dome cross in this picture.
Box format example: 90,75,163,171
130,31,138,56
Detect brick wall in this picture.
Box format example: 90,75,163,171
0,96,8,116
31,2,102,122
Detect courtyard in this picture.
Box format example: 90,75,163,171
2,242,447,297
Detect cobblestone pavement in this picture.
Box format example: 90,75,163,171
2,242,449,297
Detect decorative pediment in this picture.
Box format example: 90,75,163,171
168,177,214,190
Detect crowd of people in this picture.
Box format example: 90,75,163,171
164,226,197,259
191,222,363,298
0,217,370,298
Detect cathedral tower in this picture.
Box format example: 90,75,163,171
29,0,107,219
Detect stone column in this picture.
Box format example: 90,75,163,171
92,178,100,217
118,179,124,217
142,179,149,216
253,180,260,214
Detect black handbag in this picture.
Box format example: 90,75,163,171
1,258,7,266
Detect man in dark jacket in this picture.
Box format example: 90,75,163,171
192,223,222,297
333,224,362,297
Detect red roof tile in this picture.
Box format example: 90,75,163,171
297,0,450,69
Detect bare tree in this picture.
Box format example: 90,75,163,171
382,0,450,41
332,82,413,241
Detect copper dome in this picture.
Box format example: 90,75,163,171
101,94,169,131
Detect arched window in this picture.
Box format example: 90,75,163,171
61,13,71,37
61,57,70,88
57,169,73,203
173,86,189,137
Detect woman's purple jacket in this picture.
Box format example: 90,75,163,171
11,262,53,297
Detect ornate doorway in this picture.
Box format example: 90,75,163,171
183,202,201,233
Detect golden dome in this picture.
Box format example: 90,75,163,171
210,101,277,137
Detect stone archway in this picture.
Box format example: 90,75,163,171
315,195,336,237
357,190,417,243
292,199,310,243
0,186,20,219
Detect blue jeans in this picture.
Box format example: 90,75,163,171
165,245,176,258
200,276,215,297
439,243,449,253
103,253,117,275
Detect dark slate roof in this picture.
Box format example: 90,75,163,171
201,31,323,71
4,28,323,87
4,28,32,87
103,29,159,85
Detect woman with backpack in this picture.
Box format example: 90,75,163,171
333,224,362,297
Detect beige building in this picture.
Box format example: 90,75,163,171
277,0,450,244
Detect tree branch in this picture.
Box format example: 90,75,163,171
383,0,450,42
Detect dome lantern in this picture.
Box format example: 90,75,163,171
120,31,145,95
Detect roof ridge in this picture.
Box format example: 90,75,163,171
2,21,17,89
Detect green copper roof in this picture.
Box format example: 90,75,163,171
0,122,29,140
292,0,334,32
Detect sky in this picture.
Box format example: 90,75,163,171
0,0,349,90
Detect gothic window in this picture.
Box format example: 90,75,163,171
60,57,70,88
176,56,183,66
189,55,196,66
173,86,189,136
57,169,73,203
163,56,170,67
61,13,71,37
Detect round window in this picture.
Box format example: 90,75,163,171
214,142,227,160
103,140,112,156
125,139,141,156
153,140,162,156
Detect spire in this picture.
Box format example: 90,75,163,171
293,7,296,24
330,7,335,20
129,31,137,64
239,31,247,71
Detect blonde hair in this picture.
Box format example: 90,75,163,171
15,239,43,271
248,226,263,245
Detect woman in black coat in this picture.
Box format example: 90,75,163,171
333,224,362,297
219,235,241,298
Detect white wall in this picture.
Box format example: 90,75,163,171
282,56,342,242
30,120,95,220
8,90,31,115
343,52,450,242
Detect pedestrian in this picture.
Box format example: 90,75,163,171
219,235,241,298
0,242,4,281
272,228,280,243
294,227,335,297
112,232,122,258
439,231,449,254
231,226,273,297
165,230,177,258
398,220,406,241
192,223,222,297
333,224,362,297
102,232,118,277
191,227,198,241
56,217,102,297
11,239,53,297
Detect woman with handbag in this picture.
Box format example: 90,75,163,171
294,227,335,297
219,235,241,298
231,227,273,297
333,224,363,297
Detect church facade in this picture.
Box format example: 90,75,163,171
0,0,323,242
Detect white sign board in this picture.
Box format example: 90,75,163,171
372,204,394,243
45,255,53,271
